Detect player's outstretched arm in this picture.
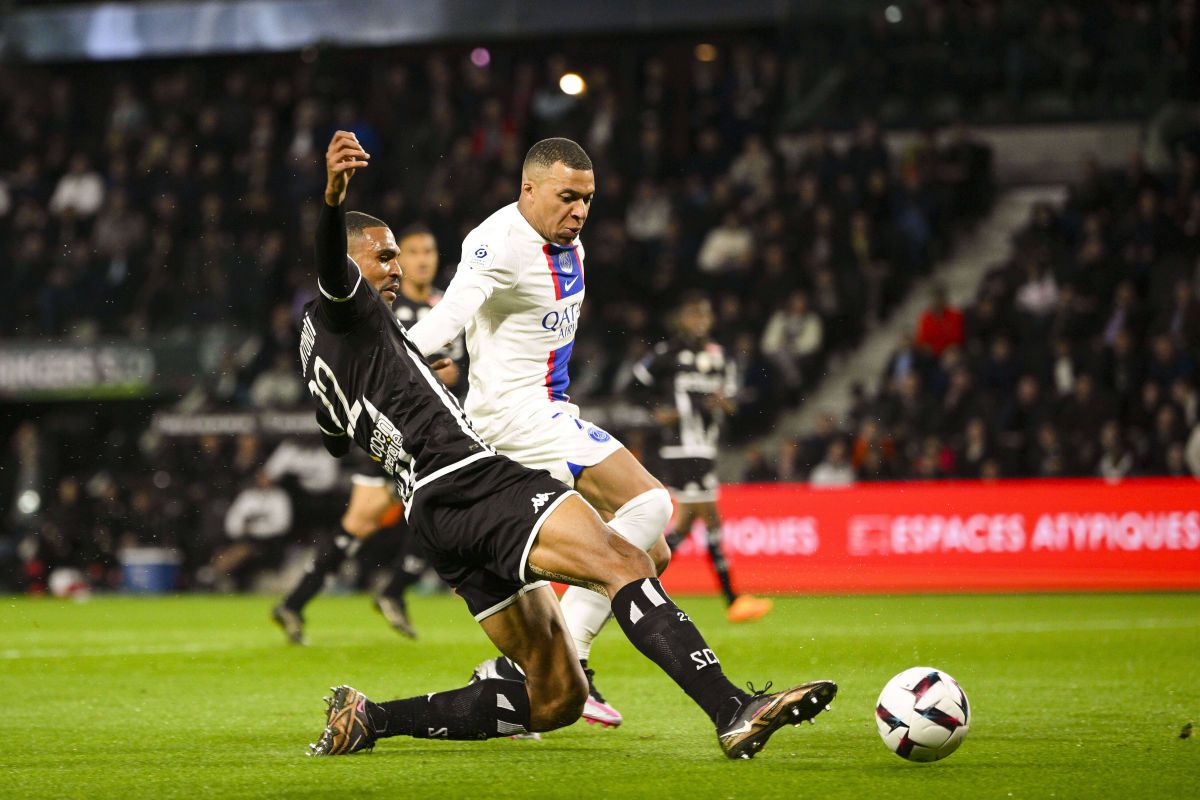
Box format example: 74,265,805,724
406,265,491,357
316,131,370,299
407,239,515,356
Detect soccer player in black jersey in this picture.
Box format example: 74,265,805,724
634,293,773,623
302,131,835,759
272,223,459,643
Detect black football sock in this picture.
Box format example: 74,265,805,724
365,678,531,740
611,577,749,726
378,541,425,600
283,532,356,612
705,524,738,606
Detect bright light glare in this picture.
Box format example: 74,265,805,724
559,72,585,96
17,489,40,515
885,5,903,23
470,47,490,68
694,43,718,62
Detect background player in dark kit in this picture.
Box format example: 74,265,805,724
634,293,773,623
301,131,836,759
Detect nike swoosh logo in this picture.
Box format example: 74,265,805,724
721,721,753,739
564,277,579,291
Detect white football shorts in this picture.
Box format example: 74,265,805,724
484,401,623,487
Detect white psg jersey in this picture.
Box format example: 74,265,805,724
420,202,585,441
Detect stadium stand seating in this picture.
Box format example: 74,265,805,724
778,149,1200,484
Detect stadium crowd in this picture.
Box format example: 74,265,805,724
4,1,1199,593
763,149,1200,485
0,27,995,591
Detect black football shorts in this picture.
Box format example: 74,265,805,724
408,455,578,620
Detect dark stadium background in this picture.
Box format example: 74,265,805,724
1,0,1198,597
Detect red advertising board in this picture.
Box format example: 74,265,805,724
660,478,1200,594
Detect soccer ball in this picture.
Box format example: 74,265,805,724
875,666,970,762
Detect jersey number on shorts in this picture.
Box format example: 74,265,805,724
309,356,364,435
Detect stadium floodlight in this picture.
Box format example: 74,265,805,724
17,489,40,515
559,72,585,96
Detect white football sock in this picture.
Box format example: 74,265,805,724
560,488,673,662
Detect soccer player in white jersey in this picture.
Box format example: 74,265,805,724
408,138,672,728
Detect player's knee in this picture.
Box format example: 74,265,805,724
636,487,674,543
648,536,672,575
555,674,589,727
603,529,657,584
528,670,588,731
609,487,674,551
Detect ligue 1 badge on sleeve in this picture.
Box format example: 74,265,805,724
466,243,494,269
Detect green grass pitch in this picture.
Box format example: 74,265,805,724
3,592,1197,799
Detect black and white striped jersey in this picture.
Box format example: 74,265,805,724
300,207,495,508
633,337,738,461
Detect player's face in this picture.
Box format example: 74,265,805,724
679,301,714,339
398,232,438,287
349,226,402,304
523,162,595,245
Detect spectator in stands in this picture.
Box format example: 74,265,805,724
1161,277,1200,354
249,352,304,408
998,374,1047,466
786,413,835,479
1097,327,1144,414
1015,257,1060,320
625,180,673,245
760,291,823,394
1164,442,1191,476
848,210,892,327
48,154,105,218
1030,422,1069,477
1097,420,1135,481
852,419,896,480
697,211,754,281
1058,374,1113,468
910,435,952,480
979,335,1021,398
728,134,774,195
809,439,856,487
211,472,292,591
741,444,778,483
914,284,964,356
1186,425,1200,477
1147,334,1196,388
1170,378,1198,429
1102,280,1150,345
955,417,993,479
775,438,800,482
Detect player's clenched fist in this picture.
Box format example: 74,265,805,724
324,130,370,207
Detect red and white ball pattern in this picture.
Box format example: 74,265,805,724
876,667,971,762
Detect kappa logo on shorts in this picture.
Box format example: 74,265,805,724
531,491,556,513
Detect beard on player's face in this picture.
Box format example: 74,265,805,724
349,228,401,302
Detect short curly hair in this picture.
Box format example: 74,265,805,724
346,211,390,240
523,137,593,174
